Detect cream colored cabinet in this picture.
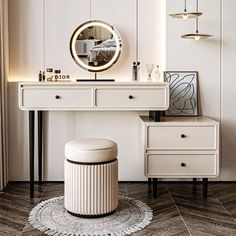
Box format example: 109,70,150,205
19,82,169,111
141,116,219,178
140,116,220,197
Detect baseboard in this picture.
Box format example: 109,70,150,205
8,180,236,184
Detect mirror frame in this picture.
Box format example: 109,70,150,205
70,20,122,72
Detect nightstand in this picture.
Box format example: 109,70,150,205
140,116,220,198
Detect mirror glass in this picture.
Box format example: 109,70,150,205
70,20,122,72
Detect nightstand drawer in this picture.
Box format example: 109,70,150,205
95,88,168,109
146,154,217,176
21,89,92,109
147,126,217,150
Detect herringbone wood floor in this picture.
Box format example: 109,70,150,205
1,182,236,235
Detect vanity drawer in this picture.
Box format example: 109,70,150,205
146,154,217,177
21,89,92,109
95,88,167,109
147,126,217,150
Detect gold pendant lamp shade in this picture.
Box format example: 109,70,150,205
169,0,202,19
169,12,202,20
170,0,213,40
181,33,212,40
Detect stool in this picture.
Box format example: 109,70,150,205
64,138,118,217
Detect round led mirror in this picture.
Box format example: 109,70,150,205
70,20,122,72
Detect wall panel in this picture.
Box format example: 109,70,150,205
221,0,236,180
8,0,44,81
138,0,166,81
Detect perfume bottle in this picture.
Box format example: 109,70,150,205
46,68,54,81
136,62,140,81
54,70,61,81
42,71,45,81
155,65,161,82
146,63,155,81
132,61,140,81
38,71,42,82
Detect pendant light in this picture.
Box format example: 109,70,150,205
169,0,202,20
181,0,212,40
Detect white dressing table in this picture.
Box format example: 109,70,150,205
18,81,169,197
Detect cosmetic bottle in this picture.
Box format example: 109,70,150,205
155,65,161,82
38,71,42,82
46,68,54,81
42,71,45,81
132,62,137,81
137,62,140,81
54,70,61,81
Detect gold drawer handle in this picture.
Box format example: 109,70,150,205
55,95,61,99
181,134,187,138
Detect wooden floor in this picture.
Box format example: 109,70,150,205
1,182,236,236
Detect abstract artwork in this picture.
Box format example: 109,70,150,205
164,71,198,116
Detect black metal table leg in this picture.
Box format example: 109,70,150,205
203,178,208,198
38,111,43,184
193,178,197,185
29,111,35,198
153,178,157,198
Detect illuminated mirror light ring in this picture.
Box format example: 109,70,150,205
70,20,122,72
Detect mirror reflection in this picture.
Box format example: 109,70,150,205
70,21,122,72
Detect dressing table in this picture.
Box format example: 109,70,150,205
18,81,169,197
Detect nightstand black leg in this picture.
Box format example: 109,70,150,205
149,111,161,122
148,178,152,185
29,111,35,198
38,111,43,184
153,178,157,198
193,178,197,185
203,178,208,198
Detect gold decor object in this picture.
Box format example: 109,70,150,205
169,12,202,20
169,0,202,19
181,33,212,40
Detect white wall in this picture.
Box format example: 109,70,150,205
8,0,44,81
221,0,236,180
8,0,236,181
8,0,165,181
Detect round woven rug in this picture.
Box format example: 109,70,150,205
28,195,153,236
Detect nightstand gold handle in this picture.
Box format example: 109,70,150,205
181,163,186,167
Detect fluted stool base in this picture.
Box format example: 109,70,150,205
64,159,118,216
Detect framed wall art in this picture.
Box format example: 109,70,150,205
164,71,199,116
